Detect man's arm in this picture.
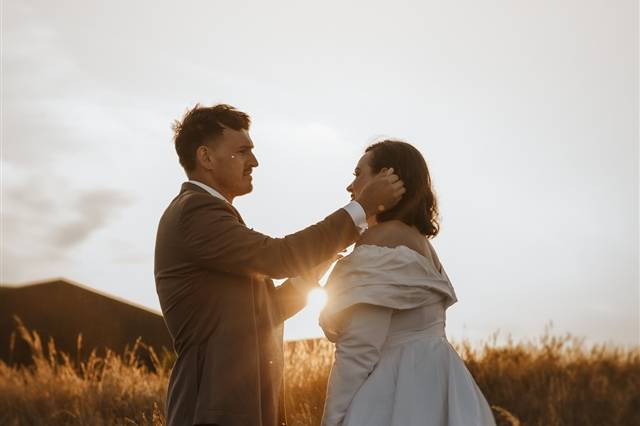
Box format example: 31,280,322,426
270,278,309,321
180,194,358,279
271,251,342,322
180,166,405,279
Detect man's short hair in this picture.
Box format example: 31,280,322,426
172,104,251,172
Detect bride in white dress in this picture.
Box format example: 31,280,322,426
319,140,496,426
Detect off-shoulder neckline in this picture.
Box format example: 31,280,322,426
352,244,445,275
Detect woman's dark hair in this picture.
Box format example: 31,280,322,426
365,140,440,237
172,103,251,172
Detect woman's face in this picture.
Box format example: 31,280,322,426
347,151,375,200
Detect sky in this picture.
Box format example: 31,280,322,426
1,0,638,345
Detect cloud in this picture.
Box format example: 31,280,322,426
49,189,133,249
1,4,145,280
1,3,85,167
0,3,175,289
1,164,133,282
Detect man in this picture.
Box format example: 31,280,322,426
154,104,405,426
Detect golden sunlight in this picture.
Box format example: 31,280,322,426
306,288,328,311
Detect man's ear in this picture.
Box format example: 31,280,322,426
197,145,214,171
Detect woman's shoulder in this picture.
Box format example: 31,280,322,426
356,221,428,257
343,221,443,280
321,224,458,338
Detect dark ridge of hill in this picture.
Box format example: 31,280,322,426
0,278,172,366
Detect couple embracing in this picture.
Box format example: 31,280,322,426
154,104,496,426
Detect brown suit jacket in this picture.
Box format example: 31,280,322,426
154,182,359,426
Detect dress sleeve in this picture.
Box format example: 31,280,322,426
321,304,392,426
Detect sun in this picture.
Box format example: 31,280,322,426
306,287,328,311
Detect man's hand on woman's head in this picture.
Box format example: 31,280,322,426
356,168,406,217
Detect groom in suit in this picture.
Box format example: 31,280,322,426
154,104,405,426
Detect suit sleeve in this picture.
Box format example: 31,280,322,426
264,278,307,322
179,194,358,279
321,304,392,426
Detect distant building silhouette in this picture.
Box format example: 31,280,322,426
0,278,172,367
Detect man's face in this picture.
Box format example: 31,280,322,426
203,128,259,201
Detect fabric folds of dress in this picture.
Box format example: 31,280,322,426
319,244,496,426
320,244,457,341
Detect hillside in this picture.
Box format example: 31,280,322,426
0,278,172,366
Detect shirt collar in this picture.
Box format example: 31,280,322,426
187,180,232,204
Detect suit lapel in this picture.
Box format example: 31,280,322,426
228,205,246,225
181,182,246,225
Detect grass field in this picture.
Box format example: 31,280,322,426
1,320,638,425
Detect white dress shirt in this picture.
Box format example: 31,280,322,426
188,180,232,204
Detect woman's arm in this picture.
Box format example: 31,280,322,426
321,304,393,426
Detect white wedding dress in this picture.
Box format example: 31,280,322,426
319,244,496,426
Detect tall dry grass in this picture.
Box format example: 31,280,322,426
1,319,638,425
0,319,167,426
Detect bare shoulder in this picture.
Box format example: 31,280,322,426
356,221,428,256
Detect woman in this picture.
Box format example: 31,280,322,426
319,140,496,426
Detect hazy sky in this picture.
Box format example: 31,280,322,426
2,0,638,345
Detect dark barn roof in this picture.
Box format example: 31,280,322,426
0,278,172,366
